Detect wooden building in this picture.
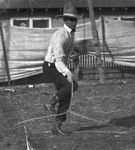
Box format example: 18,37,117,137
0,0,135,29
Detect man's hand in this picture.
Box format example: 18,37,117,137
66,70,74,83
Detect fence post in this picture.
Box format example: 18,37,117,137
0,21,11,86
87,0,105,84
101,16,106,68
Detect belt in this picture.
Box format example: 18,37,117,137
45,61,55,67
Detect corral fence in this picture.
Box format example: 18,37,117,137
69,54,135,80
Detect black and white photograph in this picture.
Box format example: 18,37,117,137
0,0,135,149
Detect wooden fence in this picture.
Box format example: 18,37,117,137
69,54,135,80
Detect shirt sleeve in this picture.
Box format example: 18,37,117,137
55,57,70,76
53,29,70,76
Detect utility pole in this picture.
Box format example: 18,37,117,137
101,16,106,69
87,0,105,84
0,21,11,86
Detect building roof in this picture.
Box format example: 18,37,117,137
0,0,135,9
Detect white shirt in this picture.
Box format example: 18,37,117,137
45,24,75,76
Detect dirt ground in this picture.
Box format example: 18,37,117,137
0,78,135,150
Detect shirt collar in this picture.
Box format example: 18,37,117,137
64,24,72,33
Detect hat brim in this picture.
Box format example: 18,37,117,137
56,14,83,19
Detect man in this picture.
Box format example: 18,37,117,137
43,2,81,135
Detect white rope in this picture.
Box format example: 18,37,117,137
72,130,128,135
14,81,124,131
24,126,35,150
13,81,131,135
14,81,74,126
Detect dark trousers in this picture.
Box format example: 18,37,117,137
43,61,78,121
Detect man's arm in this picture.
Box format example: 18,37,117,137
55,58,73,83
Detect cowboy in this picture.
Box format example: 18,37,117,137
43,2,82,135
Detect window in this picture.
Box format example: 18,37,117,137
10,17,52,28
108,16,135,22
121,17,135,21
33,19,49,28
11,18,29,27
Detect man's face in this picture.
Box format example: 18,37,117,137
64,17,78,31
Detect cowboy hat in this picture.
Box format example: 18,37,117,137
56,2,83,19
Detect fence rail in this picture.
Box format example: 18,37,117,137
69,54,135,70
69,54,135,80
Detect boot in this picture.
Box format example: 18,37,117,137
44,94,59,114
52,120,64,135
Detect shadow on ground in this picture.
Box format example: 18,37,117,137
74,124,110,132
66,115,135,133
108,115,135,128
